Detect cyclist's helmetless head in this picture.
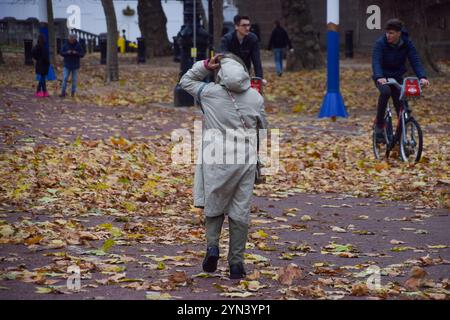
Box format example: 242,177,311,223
234,15,251,38
384,18,403,45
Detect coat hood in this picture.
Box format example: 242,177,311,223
217,57,251,93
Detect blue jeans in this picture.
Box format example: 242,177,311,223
61,67,78,94
37,74,47,92
273,48,283,75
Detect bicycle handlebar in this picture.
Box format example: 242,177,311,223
384,77,423,100
385,78,402,89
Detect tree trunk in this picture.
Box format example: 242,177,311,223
387,0,441,76
281,0,323,70
213,0,224,51
46,0,56,67
137,0,172,58
101,0,119,82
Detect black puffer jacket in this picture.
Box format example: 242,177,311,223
31,44,50,75
220,31,263,78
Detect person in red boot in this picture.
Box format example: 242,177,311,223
31,34,50,97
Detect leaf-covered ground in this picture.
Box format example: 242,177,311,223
0,52,449,300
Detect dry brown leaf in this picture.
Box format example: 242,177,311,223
278,263,302,286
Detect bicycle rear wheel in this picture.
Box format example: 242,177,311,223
400,118,423,162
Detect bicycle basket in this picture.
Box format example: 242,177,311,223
251,77,263,94
402,77,422,99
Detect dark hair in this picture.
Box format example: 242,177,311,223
385,18,403,31
37,33,45,47
234,15,250,26
275,20,281,27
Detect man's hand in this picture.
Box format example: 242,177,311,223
377,78,387,85
420,78,429,87
207,54,223,70
262,79,268,86
289,48,294,53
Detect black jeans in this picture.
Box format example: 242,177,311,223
375,79,402,128
37,74,47,92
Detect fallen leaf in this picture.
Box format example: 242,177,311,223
278,263,302,286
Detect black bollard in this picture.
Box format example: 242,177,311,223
100,37,107,64
345,30,354,59
87,38,92,54
137,37,146,63
173,0,209,107
24,39,33,65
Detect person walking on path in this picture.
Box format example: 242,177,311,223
221,15,265,83
179,53,268,279
59,33,85,98
31,34,50,97
268,20,293,77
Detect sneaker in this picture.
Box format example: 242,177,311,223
71,92,75,98
374,125,385,144
59,92,66,98
42,91,49,97
229,262,246,279
35,91,42,97
202,246,219,273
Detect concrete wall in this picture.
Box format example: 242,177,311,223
0,17,68,46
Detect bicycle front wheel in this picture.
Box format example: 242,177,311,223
400,118,423,162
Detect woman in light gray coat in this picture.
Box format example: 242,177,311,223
180,53,268,279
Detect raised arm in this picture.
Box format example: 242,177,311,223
179,60,213,99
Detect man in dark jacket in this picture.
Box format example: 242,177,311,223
372,19,429,141
221,15,264,81
268,20,293,76
60,33,85,97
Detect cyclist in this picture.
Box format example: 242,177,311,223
372,18,429,142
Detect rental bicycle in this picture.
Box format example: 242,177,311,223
373,77,424,162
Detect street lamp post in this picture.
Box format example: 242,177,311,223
174,0,209,107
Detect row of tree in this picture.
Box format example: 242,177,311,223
0,0,444,79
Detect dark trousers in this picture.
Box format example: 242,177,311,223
37,74,47,92
205,215,248,266
375,80,402,127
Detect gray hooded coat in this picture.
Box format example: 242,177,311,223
179,58,268,225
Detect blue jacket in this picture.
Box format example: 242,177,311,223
220,31,263,78
60,40,85,70
372,28,426,81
